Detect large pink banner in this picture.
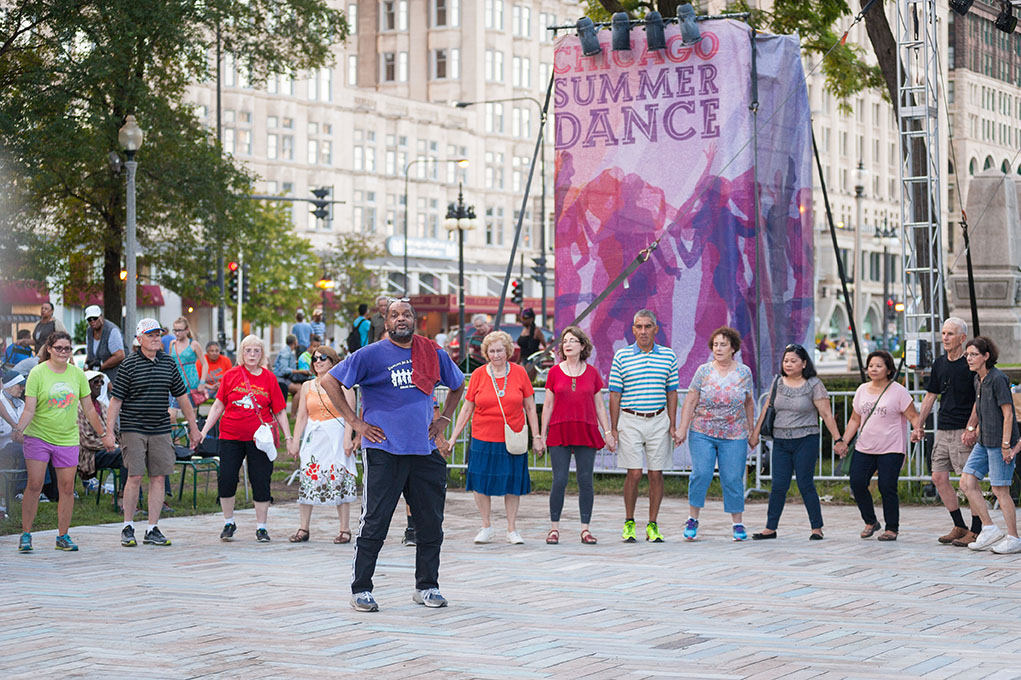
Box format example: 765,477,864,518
553,21,814,388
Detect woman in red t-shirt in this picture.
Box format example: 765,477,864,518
538,326,615,545
200,335,291,543
447,331,542,545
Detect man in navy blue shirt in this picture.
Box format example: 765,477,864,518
322,300,463,612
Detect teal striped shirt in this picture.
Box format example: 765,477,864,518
607,343,679,411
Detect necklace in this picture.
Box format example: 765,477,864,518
491,364,508,397
562,361,584,391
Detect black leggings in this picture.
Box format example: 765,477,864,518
548,446,597,524
849,451,903,533
218,439,274,503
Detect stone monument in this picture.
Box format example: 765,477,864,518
947,171,1021,363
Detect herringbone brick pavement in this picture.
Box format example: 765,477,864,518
2,492,1020,679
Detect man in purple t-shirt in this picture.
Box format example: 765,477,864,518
322,300,464,613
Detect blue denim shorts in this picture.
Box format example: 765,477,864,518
962,444,1017,487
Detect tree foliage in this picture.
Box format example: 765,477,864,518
319,233,386,321
0,0,348,323
585,0,889,112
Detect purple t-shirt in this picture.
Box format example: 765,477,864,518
330,340,464,455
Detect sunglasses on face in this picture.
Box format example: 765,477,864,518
86,317,99,322
312,355,330,362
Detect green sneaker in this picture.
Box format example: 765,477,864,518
55,534,79,551
18,532,32,553
646,521,665,543
621,519,637,543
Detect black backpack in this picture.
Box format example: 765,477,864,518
347,317,366,354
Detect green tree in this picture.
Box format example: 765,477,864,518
319,232,386,321
0,0,348,321
584,1,893,113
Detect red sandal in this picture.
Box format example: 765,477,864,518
580,529,598,544
546,529,559,544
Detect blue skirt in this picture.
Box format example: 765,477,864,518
466,438,531,496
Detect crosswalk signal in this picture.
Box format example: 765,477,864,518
227,261,239,300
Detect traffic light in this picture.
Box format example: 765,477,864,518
511,280,523,305
241,263,251,303
530,255,547,284
227,261,239,300
310,187,330,221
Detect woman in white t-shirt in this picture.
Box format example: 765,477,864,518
837,350,921,541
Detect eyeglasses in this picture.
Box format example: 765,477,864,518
562,338,582,344
172,327,187,332
964,351,982,358
51,345,72,353
312,355,329,362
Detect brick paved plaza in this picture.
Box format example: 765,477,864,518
3,492,1020,679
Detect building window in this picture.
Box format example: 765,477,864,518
381,0,395,30
348,55,358,86
539,12,556,42
485,205,505,245
485,0,504,30
267,133,278,159
348,3,357,33
398,51,408,82
512,56,530,88
281,135,294,161
512,5,531,37
485,102,504,133
383,52,396,82
512,107,531,138
485,151,505,189
485,49,504,81
434,49,447,79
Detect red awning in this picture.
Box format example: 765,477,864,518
0,280,50,306
409,294,542,316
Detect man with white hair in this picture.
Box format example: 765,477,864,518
103,318,201,548
911,317,980,545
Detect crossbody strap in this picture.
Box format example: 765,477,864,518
241,369,270,426
768,375,779,406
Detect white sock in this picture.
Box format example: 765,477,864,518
123,522,133,530
148,523,157,531
223,518,235,526
257,523,267,531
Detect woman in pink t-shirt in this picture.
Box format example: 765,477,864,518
538,326,615,545
837,350,921,541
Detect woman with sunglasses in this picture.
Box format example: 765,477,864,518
287,346,359,544
11,331,111,553
749,344,842,540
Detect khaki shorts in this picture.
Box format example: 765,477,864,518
121,432,175,477
616,410,673,471
931,428,972,474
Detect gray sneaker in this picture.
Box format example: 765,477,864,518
412,588,448,608
350,591,379,612
143,526,171,546
121,525,137,547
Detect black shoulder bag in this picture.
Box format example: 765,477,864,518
759,376,780,440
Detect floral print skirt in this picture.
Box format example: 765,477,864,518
298,418,358,506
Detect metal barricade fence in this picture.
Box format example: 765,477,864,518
350,386,931,491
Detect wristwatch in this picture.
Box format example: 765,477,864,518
966,426,976,432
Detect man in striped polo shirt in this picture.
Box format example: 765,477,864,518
609,310,680,543
103,318,201,548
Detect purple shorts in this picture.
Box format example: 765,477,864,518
23,436,79,468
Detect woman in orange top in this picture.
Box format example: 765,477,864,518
448,331,542,545
287,345,358,544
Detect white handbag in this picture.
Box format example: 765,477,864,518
489,367,528,455
243,371,278,461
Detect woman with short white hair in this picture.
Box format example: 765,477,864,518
200,335,291,542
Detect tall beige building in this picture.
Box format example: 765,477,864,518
188,0,581,336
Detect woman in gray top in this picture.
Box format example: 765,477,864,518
748,344,842,540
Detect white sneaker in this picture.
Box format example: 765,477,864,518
968,525,1005,551
507,530,524,544
991,535,1021,554
474,526,494,544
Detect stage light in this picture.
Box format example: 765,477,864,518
949,0,974,16
678,3,702,46
611,12,631,51
645,11,666,51
577,17,602,56
994,1,1016,33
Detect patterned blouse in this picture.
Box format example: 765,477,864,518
688,361,754,440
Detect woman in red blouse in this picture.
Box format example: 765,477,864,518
448,331,542,545
200,335,291,543
538,326,615,545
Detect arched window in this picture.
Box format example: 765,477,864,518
1002,160,1011,174
948,160,955,175
984,155,994,170
969,158,977,175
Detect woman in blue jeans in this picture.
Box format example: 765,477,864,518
676,327,755,541
748,344,843,540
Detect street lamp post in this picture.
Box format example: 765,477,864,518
852,160,868,352
403,157,469,295
118,115,144,338
874,219,898,351
445,182,476,372
455,97,548,329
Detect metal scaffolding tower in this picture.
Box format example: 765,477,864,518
896,0,945,378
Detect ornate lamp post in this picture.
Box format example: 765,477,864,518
444,183,476,372
118,115,144,336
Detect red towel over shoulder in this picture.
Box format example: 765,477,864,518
410,335,441,394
